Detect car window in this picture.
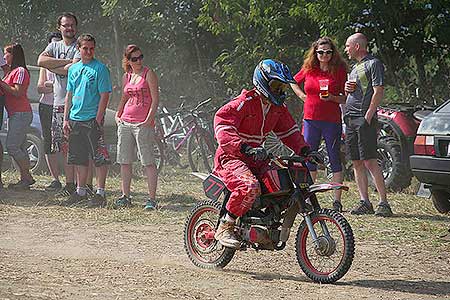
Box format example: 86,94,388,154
436,100,450,113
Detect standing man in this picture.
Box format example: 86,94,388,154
63,34,112,208
0,48,10,190
344,32,393,217
37,12,80,195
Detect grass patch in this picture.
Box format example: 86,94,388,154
1,167,449,250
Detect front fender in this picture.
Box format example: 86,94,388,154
309,183,349,193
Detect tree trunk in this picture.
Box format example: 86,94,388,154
112,14,122,107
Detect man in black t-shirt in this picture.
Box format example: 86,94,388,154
344,33,393,217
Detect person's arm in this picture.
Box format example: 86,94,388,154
327,93,346,104
365,85,384,123
0,80,26,97
290,83,306,102
37,68,53,94
139,70,159,127
115,74,129,124
38,51,72,70
63,91,73,136
96,92,110,125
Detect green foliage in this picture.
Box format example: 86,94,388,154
0,0,449,107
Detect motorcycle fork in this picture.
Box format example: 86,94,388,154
300,193,331,247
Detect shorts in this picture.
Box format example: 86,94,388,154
344,116,378,160
116,121,156,166
303,119,343,172
67,118,111,167
0,95,4,130
38,103,53,154
6,111,33,161
50,105,68,154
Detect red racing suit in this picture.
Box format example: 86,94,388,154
213,89,309,217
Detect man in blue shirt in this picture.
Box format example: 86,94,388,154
62,34,112,208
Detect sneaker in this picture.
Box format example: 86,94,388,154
61,193,88,207
350,200,375,215
332,200,343,213
45,180,62,192
56,183,76,197
214,220,240,249
114,195,132,209
86,194,107,208
144,199,157,210
8,178,36,190
375,202,393,217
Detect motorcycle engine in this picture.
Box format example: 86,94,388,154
243,225,279,250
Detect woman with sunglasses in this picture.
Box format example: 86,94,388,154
114,44,159,210
0,43,35,190
291,37,347,212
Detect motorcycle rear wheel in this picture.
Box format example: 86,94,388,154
295,209,354,283
184,200,235,269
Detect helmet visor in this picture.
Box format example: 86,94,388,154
269,80,289,96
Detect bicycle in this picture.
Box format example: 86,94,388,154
155,98,217,173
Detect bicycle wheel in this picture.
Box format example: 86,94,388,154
187,129,216,173
184,200,235,269
295,208,354,283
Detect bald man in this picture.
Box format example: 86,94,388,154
343,33,393,217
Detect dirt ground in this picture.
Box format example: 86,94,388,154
1,186,450,300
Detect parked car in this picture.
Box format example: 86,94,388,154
410,99,450,213
0,65,118,174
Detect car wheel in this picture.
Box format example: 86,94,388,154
431,190,450,214
12,133,46,174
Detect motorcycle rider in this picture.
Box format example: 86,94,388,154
213,59,317,249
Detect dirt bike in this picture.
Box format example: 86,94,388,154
184,154,355,284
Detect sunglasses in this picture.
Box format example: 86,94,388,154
269,80,288,95
316,50,333,55
130,54,144,62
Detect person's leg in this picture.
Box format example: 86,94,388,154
214,159,261,248
365,159,387,201
115,122,135,208
0,142,3,189
321,121,344,205
0,97,4,188
6,112,34,188
63,120,90,206
145,164,157,199
52,105,75,195
353,159,369,201
39,103,60,184
120,164,132,196
135,125,158,209
302,120,322,182
88,119,110,208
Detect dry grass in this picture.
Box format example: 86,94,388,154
1,166,449,249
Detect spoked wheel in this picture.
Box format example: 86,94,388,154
187,129,216,173
295,209,354,283
184,200,235,269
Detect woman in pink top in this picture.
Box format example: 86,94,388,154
0,43,35,190
115,44,160,210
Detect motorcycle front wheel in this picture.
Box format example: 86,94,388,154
184,200,235,269
295,208,354,283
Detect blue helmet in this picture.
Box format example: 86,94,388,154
252,59,296,106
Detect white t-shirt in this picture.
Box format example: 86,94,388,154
0,49,6,67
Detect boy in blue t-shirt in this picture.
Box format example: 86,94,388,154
62,33,112,208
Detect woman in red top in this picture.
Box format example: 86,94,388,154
0,43,35,190
114,44,160,210
291,37,347,212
